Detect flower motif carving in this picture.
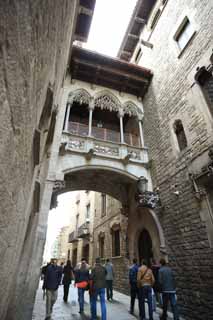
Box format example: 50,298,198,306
69,89,91,105
67,139,85,150
94,144,119,156
123,101,140,117
94,95,120,112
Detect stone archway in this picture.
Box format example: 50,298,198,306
128,207,166,263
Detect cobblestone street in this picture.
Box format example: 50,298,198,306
33,282,165,320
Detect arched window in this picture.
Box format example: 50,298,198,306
173,120,187,151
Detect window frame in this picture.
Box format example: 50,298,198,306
101,193,107,217
173,119,188,152
173,16,196,57
112,229,121,257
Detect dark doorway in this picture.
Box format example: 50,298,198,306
83,244,90,263
72,248,77,267
138,229,153,266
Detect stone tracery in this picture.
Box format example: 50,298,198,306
68,88,91,105
65,88,144,148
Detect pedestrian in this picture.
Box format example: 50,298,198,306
151,259,161,310
137,259,155,320
74,258,90,314
59,262,64,285
90,257,107,320
129,258,140,315
159,258,179,320
62,260,74,302
105,258,114,301
43,258,62,320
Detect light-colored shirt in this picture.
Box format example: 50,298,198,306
105,263,114,280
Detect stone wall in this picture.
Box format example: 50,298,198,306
93,194,130,292
137,0,213,319
0,1,78,319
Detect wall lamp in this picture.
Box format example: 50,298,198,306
135,176,160,209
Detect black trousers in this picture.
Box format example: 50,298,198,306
106,280,113,300
130,283,140,313
63,284,70,301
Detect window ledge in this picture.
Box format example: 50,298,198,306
177,31,197,59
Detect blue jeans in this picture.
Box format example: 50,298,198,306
139,285,153,320
78,288,85,312
90,288,106,320
161,292,179,320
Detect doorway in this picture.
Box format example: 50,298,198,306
138,229,153,266
82,243,90,263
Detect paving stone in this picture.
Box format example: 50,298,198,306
32,283,166,320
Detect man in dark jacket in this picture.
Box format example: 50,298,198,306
129,258,139,315
90,257,107,320
43,259,62,320
159,258,179,320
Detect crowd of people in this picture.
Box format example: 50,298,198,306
41,257,179,320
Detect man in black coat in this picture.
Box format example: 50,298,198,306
43,259,62,320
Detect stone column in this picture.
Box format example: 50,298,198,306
119,110,125,144
64,102,72,131
88,98,94,136
138,114,144,147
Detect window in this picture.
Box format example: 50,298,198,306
195,64,213,114
112,229,120,257
76,214,79,231
99,237,104,258
101,193,106,217
173,120,187,151
150,9,161,29
86,204,90,221
135,47,142,64
174,17,195,51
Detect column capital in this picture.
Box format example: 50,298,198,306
88,97,95,111
138,113,144,122
118,109,125,118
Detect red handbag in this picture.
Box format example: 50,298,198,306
76,281,88,289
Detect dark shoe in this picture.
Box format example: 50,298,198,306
128,310,134,315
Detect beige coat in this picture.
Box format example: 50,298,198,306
137,265,155,287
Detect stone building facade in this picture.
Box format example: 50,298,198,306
1,1,212,319
119,0,213,319
68,191,96,267
66,190,129,293
0,1,95,320
57,226,70,263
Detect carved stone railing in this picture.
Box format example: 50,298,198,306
78,222,90,239
61,132,149,164
67,121,140,147
68,231,78,243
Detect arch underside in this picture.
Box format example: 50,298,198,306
61,167,136,205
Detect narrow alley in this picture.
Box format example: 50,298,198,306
33,282,169,320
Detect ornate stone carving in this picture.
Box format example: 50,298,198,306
69,89,91,105
127,148,141,160
94,144,119,156
67,139,85,151
53,180,66,191
135,191,160,209
94,94,120,112
123,101,139,117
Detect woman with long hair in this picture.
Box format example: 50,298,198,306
62,260,74,302
74,258,90,313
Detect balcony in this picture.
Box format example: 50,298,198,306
78,222,90,239
68,231,78,243
68,121,140,147
62,122,148,164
